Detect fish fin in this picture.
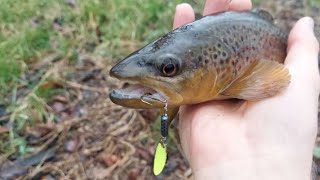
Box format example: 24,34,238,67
221,59,290,100
252,9,274,23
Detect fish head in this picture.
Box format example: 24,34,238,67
110,26,216,108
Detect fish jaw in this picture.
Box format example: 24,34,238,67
109,83,165,109
110,62,183,108
109,81,184,108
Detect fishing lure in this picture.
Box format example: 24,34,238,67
141,94,169,175
153,107,169,176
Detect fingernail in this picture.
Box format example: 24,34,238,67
305,17,314,30
176,3,188,10
176,3,182,10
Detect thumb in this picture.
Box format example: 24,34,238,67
285,17,320,97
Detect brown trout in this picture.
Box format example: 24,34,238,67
109,9,290,120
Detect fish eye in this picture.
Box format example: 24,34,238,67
161,63,177,76
157,54,181,77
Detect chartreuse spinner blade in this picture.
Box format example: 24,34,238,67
153,140,167,175
153,104,169,176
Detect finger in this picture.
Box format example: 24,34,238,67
203,0,230,15
246,17,319,137
173,3,195,29
285,17,320,95
228,0,252,11
287,17,319,56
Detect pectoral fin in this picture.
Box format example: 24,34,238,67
221,59,290,100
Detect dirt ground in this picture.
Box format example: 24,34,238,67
0,0,320,180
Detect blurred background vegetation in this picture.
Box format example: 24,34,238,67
0,0,201,97
0,0,205,156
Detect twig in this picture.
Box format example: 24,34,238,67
0,114,10,122
76,152,89,179
63,80,108,93
110,111,137,136
96,139,136,178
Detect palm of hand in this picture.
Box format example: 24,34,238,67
174,0,319,177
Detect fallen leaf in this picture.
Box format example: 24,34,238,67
52,95,68,103
0,126,9,134
26,123,55,138
128,168,139,180
64,137,82,153
99,153,118,167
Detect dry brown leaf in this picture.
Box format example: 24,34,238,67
0,126,9,134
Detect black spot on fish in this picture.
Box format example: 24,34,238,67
213,54,218,59
222,52,227,57
231,46,236,52
178,24,193,32
227,37,232,42
235,42,240,49
203,50,208,56
223,38,228,44
151,33,172,52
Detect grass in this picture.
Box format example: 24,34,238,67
311,0,320,5
310,0,320,7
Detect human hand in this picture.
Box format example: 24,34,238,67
173,0,320,179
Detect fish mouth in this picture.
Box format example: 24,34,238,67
109,82,167,109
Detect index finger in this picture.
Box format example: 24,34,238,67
203,0,252,16
173,3,195,29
